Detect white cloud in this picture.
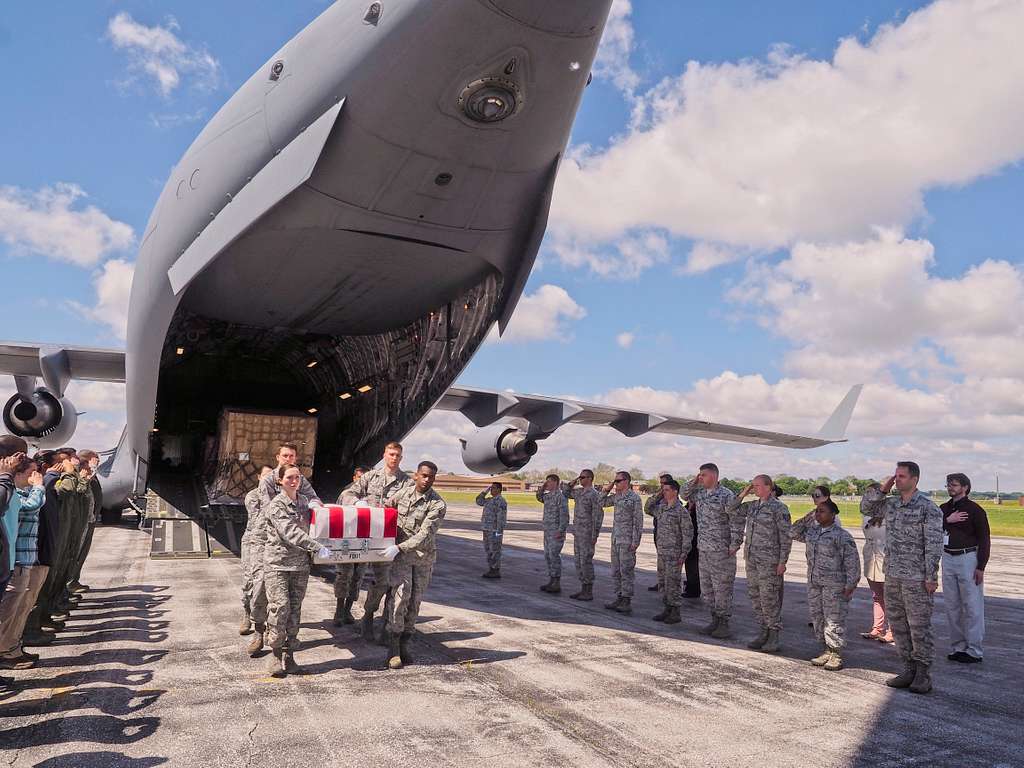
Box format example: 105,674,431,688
67,259,136,340
679,242,743,275
107,13,220,97
594,0,640,99
492,284,587,344
551,0,1024,266
548,230,669,279
731,230,1024,379
616,332,636,349
0,183,135,267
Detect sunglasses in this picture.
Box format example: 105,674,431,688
811,492,824,499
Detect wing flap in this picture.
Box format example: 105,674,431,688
0,342,126,387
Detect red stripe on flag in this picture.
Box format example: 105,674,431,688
356,506,371,539
329,506,344,539
383,507,397,538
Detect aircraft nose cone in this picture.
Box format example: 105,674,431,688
486,0,612,35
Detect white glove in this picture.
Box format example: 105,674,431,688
382,544,401,561
317,547,332,560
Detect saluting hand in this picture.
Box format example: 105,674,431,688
739,483,753,499
0,453,25,473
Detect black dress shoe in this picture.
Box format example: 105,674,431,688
961,653,983,664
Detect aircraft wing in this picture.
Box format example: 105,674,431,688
436,384,863,449
0,342,126,396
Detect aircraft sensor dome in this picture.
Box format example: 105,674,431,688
459,78,522,123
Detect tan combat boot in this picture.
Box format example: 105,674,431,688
399,632,415,665
283,651,301,675
387,633,403,670
266,649,285,678
811,648,832,666
239,613,253,636
604,596,623,610
699,616,720,636
761,630,781,654
246,624,266,657
909,663,932,694
548,578,561,595
886,663,917,688
747,629,769,649
539,579,554,593
823,649,843,671
615,598,632,615
711,619,732,639
663,606,682,625
577,583,593,602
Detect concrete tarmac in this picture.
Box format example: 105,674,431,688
1,502,1021,768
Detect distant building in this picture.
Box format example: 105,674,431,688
431,473,527,493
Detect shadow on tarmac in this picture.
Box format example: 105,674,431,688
0,583,169,762
35,753,168,768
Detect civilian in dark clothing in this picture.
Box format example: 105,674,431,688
940,473,990,663
21,452,75,645
682,500,700,598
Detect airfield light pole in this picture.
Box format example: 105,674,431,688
996,474,1001,505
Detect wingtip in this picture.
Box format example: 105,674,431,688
817,384,864,442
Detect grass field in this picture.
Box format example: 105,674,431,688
442,492,1024,538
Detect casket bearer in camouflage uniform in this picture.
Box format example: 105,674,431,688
262,465,331,677
381,462,447,670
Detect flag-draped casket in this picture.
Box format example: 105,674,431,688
310,505,398,564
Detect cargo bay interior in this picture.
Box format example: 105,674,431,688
149,272,500,513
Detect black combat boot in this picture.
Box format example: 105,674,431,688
909,663,932,694
283,651,301,674
399,632,415,665
886,663,917,689
387,633,403,670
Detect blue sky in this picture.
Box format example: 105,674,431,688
3,1,1023,490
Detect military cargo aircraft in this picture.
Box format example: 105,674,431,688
0,1,861,516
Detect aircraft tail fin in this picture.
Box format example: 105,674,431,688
817,385,863,442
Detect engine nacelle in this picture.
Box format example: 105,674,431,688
460,424,538,475
3,389,78,449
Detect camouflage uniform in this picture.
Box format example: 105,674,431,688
262,492,322,651
240,487,266,621
535,489,569,579
683,480,740,621
562,484,604,586
862,486,943,665
645,494,667,590
729,496,793,632
655,500,694,606
476,491,507,571
791,513,861,649
600,489,643,598
340,468,413,614
386,485,447,634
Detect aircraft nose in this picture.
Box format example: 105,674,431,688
487,0,612,36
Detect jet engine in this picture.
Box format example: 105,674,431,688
459,424,538,475
3,388,79,449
